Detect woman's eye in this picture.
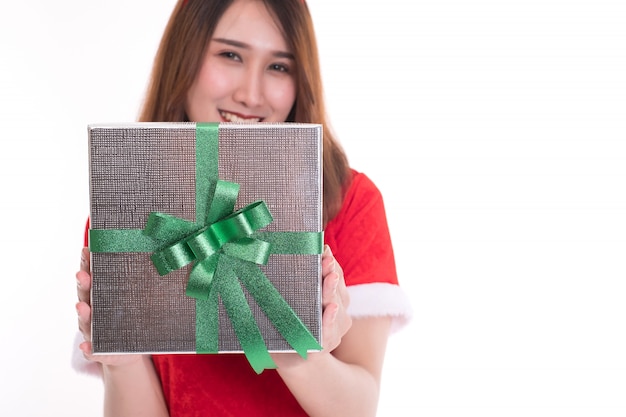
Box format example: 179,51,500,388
220,51,241,61
270,63,290,73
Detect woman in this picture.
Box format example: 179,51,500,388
75,0,411,415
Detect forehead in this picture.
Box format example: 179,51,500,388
214,0,290,52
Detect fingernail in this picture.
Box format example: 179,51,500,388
324,245,332,256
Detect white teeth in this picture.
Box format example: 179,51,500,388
220,111,260,123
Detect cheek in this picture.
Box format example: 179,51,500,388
267,79,297,113
187,65,233,120
194,66,232,100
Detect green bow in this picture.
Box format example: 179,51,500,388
143,182,274,301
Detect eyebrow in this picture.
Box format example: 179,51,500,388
212,37,295,60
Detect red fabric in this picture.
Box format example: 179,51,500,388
84,170,398,416
84,218,89,246
154,354,305,416
323,170,398,287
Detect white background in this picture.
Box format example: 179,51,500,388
1,0,625,416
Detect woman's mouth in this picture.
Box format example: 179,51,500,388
219,110,262,123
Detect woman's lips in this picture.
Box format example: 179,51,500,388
219,110,262,123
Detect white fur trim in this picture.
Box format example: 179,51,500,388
71,332,103,378
346,283,413,333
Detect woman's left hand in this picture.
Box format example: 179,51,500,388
319,244,352,352
271,245,351,368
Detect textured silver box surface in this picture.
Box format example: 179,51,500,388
88,122,322,353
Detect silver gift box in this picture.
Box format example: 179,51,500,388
88,122,322,354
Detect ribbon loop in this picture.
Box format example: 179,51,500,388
207,180,240,223
150,239,197,275
211,201,273,245
211,211,256,245
186,226,222,260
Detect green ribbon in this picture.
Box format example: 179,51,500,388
90,122,322,373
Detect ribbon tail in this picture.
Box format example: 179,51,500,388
195,279,220,354
236,261,322,358
217,257,276,374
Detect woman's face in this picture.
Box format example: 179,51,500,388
186,0,296,123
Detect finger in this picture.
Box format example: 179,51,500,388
321,245,340,306
76,301,92,341
325,250,349,308
321,270,340,309
321,245,335,275
76,270,91,304
76,248,92,304
321,260,350,311
321,302,339,351
79,340,94,360
335,270,350,309
321,301,352,352
80,247,90,272
322,302,338,326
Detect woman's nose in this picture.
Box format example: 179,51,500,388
233,67,264,108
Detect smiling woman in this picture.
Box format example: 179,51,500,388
73,1,412,416
4,0,623,415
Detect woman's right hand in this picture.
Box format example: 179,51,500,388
76,246,143,367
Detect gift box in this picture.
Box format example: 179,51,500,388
88,122,323,372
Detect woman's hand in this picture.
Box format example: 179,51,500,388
271,244,351,369
75,247,143,367
319,244,352,352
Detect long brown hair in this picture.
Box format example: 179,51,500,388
139,0,351,225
